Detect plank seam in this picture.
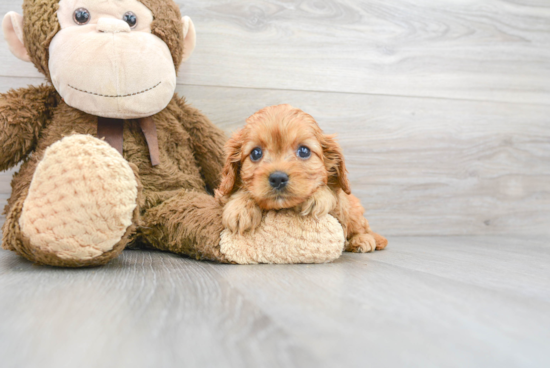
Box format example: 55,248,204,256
1,75,549,108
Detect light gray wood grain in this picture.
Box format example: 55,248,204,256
187,85,550,237
365,236,550,302
1,78,549,236
1,236,549,368
0,166,15,224
0,250,318,368
1,0,550,104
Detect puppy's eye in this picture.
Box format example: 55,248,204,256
250,147,263,162
74,8,91,25
297,146,311,159
123,12,138,28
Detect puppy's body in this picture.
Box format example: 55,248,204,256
216,105,387,252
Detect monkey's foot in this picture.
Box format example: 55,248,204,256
19,135,139,267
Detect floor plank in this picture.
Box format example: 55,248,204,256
365,236,550,302
1,0,549,104
1,236,549,368
2,79,549,236
0,250,318,368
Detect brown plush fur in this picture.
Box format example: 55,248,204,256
1,95,229,266
138,0,185,69
1,0,228,266
0,85,60,171
21,0,184,82
216,105,388,252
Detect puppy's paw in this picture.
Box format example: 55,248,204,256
225,208,262,235
300,187,337,219
223,193,263,234
345,233,376,253
373,232,389,250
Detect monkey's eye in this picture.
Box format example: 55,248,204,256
73,8,91,25
297,146,311,159
123,12,138,28
250,147,263,162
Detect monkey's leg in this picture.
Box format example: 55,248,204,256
3,135,141,267
139,191,230,263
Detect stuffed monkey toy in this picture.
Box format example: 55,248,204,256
1,0,231,267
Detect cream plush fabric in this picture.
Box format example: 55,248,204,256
2,12,30,62
19,135,138,260
49,0,177,119
220,210,345,264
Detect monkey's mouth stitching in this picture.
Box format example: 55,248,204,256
68,82,162,98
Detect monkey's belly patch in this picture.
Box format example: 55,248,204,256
19,135,138,261
220,210,345,264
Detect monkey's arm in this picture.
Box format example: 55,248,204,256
0,85,59,171
174,96,227,191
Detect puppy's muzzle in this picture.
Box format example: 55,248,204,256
269,171,289,190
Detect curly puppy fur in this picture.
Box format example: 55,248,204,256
216,104,388,253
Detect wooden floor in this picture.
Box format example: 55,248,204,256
0,236,549,368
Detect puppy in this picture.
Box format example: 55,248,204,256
215,104,388,253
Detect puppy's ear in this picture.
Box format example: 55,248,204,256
216,130,243,199
322,134,351,195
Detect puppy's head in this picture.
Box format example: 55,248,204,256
217,104,350,210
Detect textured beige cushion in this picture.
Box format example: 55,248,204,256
220,210,345,264
19,135,138,260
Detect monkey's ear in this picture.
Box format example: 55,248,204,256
2,12,30,62
181,16,196,63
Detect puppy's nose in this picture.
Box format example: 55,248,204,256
269,172,289,190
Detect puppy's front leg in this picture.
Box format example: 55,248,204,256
299,186,337,219
332,192,381,253
222,191,263,235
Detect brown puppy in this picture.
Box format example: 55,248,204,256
216,104,388,253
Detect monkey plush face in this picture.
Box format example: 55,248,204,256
3,0,196,119
50,0,177,118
